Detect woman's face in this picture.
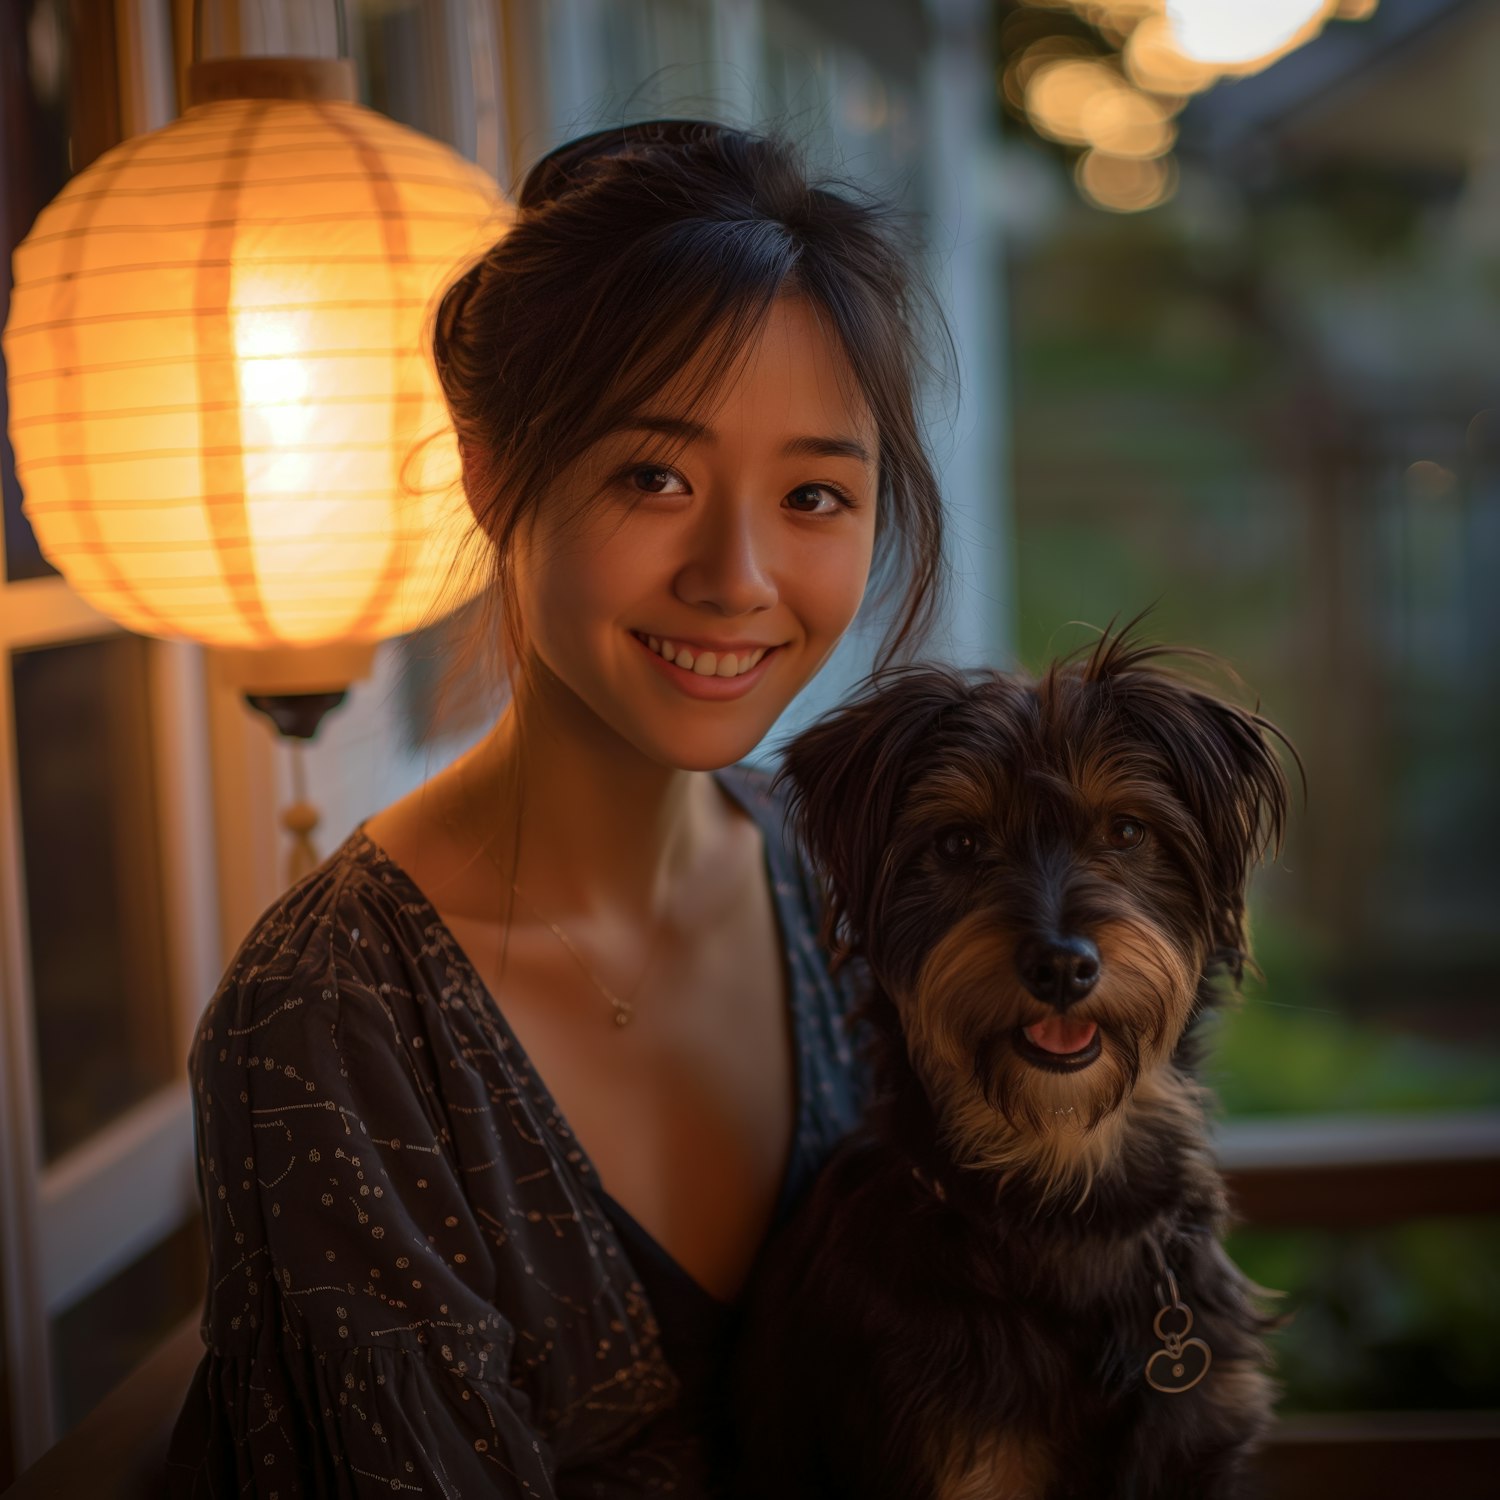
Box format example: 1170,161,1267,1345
507,295,880,772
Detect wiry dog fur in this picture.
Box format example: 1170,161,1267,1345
729,629,1297,1500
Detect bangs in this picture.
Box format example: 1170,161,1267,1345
518,222,802,528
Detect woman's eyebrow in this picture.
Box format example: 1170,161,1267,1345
782,433,873,464
618,415,873,465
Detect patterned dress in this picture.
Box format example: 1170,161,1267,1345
165,762,873,1497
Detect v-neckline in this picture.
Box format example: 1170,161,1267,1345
352,763,809,1311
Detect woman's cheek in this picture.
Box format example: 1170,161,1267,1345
806,519,878,639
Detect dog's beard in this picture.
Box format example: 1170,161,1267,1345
898,907,1200,1210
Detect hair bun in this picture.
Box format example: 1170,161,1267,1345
517,118,725,213
434,258,484,366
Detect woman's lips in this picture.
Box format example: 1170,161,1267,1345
629,629,781,700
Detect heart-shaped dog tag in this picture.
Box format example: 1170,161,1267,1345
1145,1336,1212,1394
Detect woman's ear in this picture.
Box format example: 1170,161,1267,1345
774,664,970,962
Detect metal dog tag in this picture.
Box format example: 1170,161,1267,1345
1145,1269,1213,1394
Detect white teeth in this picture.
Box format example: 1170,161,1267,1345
636,632,773,678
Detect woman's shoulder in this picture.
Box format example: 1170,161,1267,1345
717,756,804,857
716,758,811,905
718,756,869,989
714,756,782,817
193,826,426,1050
721,759,879,1130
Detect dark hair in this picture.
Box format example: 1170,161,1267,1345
420,119,953,724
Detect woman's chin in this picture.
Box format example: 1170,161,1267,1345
646,725,777,774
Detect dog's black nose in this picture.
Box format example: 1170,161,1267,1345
1017,936,1101,1008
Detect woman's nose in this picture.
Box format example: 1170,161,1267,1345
672,498,778,616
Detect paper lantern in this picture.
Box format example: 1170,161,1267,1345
3,58,509,659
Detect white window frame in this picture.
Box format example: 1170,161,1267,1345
0,0,239,1466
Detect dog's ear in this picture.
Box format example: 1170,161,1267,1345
773,664,970,963
1112,669,1295,969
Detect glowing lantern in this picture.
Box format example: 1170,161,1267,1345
2,55,509,693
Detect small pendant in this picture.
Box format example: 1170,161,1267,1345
1145,1266,1212,1394
613,1008,632,1027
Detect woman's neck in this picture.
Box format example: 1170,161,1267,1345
459,680,731,927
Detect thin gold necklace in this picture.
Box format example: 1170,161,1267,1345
447,757,665,1029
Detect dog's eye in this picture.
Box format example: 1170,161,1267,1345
1108,817,1146,850
935,827,982,863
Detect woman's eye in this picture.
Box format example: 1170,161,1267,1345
785,483,850,516
935,827,981,863
629,465,688,495
1108,818,1146,850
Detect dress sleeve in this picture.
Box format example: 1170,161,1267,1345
169,881,560,1498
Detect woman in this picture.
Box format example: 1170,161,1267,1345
167,120,951,1497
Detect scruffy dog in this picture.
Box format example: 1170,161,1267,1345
731,630,1296,1500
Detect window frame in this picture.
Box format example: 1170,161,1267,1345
0,0,226,1466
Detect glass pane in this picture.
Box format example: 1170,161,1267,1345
353,0,450,141
594,0,717,112
50,1213,206,1434
1,0,123,583
761,0,925,192
12,635,176,1162
350,0,488,157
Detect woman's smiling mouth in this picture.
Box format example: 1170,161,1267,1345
632,631,772,677
629,630,783,697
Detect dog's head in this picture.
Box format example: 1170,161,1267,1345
777,628,1294,1201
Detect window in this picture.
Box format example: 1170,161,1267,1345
0,0,215,1470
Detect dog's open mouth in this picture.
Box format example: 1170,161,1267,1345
1014,1017,1102,1071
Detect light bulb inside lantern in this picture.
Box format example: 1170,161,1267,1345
235,308,315,441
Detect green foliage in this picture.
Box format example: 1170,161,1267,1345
1226,1220,1500,1412
1205,914,1500,1116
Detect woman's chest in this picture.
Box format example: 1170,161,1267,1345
446,873,798,1303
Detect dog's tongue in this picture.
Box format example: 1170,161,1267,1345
1023,1017,1099,1055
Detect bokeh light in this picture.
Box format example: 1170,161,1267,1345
1166,0,1336,68
1080,83,1176,158
1074,146,1179,211
1026,57,1125,147
1404,460,1460,501
1003,1,1382,212
1123,13,1222,93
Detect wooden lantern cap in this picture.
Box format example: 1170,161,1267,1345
209,639,378,696
187,56,357,107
